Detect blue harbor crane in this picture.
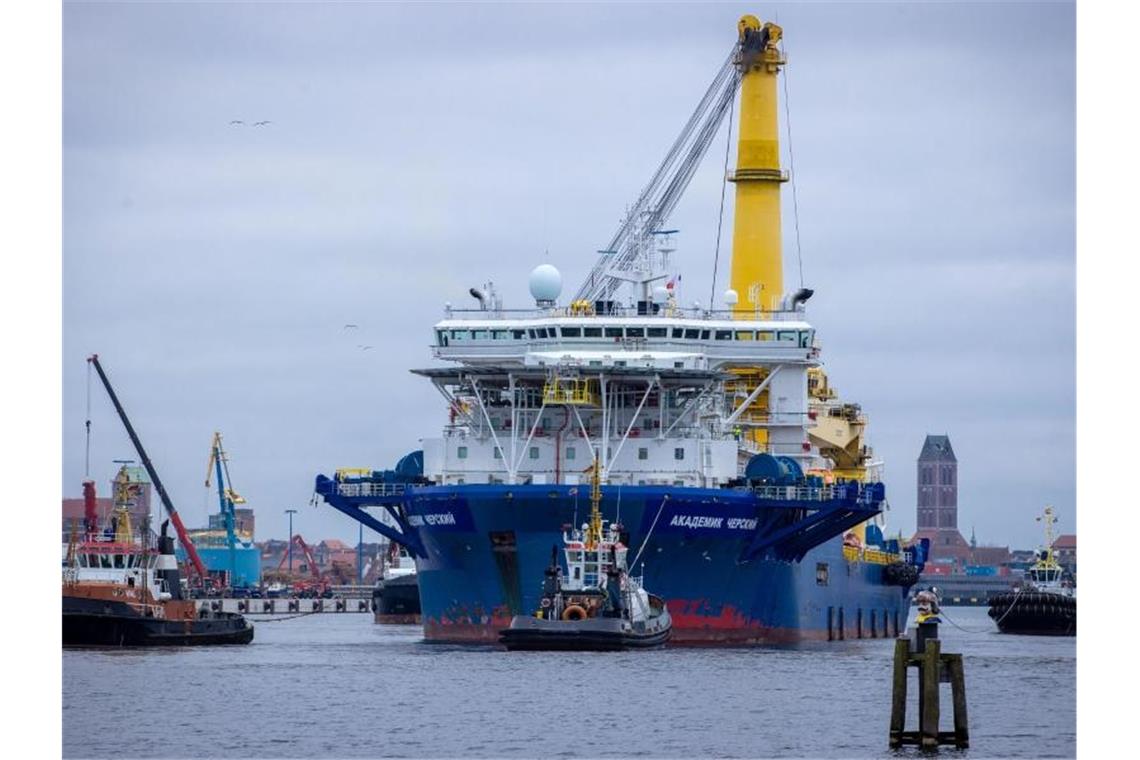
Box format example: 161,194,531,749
205,432,245,589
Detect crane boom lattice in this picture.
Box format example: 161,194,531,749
574,44,742,304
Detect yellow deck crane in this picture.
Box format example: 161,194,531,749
571,16,874,483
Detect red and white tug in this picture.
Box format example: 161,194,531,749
63,482,253,647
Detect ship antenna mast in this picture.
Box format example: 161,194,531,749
1037,505,1059,566
586,455,604,550
84,359,92,478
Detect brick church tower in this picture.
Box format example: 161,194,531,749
911,434,970,568
917,435,957,530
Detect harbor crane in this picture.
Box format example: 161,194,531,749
273,534,329,595
86,354,210,584
205,431,246,588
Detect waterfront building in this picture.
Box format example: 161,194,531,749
910,435,970,568
208,508,255,538
61,467,152,536
1052,533,1076,575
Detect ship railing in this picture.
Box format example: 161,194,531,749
334,482,407,498
326,584,374,599
842,545,901,565
441,306,806,322
59,527,161,546
740,483,884,503
745,484,838,501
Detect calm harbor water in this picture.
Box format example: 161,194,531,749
63,606,1074,759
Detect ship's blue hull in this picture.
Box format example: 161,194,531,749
401,484,908,644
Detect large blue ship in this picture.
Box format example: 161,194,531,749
315,15,927,644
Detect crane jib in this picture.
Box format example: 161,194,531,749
573,43,742,304
86,354,209,582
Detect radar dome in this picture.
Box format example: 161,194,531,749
723,288,739,306
529,264,562,305
651,285,669,304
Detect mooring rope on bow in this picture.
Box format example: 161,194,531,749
936,587,1023,634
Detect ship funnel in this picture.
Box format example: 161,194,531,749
790,288,814,310
82,480,97,535
157,519,183,600
469,287,488,309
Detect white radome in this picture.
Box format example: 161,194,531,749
723,288,739,306
529,264,563,304
652,285,670,304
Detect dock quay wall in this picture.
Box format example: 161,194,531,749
914,573,1018,606
198,597,372,615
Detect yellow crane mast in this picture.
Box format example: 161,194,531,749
726,16,872,482
728,15,787,315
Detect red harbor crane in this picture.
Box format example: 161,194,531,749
274,534,329,594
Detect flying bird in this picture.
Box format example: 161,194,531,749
343,324,358,330
229,120,245,125
360,345,373,351
253,120,272,126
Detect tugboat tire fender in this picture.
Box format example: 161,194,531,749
562,604,587,621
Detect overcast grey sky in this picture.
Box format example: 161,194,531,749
63,1,1074,548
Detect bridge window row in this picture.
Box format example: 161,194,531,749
440,327,809,346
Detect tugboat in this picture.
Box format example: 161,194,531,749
62,485,254,647
988,506,1075,636
372,543,421,624
500,460,672,651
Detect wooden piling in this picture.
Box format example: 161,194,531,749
921,639,940,748
888,630,969,749
947,654,969,748
889,639,908,748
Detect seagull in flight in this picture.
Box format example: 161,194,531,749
359,345,373,351
343,324,358,330
253,120,272,126
229,120,245,126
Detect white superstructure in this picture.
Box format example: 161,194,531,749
417,258,830,489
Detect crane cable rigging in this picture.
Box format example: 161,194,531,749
84,360,92,479
708,94,735,310
574,45,742,304
579,33,808,307
780,38,805,291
